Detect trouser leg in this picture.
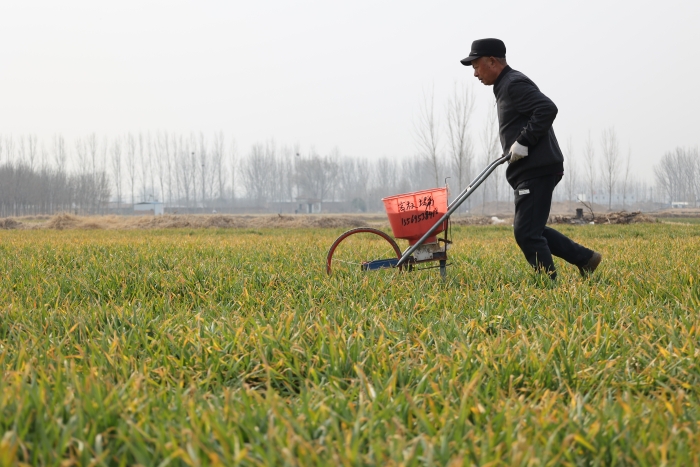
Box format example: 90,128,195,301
513,174,593,279
542,227,593,266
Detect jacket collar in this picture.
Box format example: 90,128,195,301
493,65,512,94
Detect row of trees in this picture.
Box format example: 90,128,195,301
0,133,237,215
654,147,700,207
0,125,695,216
0,163,110,217
0,135,109,216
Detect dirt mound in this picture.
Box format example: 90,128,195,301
248,215,368,229
43,213,93,230
550,211,656,225
652,208,700,218
2,211,658,231
450,216,510,226
122,214,250,230
0,218,21,229
3,213,370,231
202,215,250,229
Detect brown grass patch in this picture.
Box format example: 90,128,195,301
0,218,21,229
0,213,372,231
1,210,660,231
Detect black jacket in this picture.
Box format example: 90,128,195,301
493,66,564,188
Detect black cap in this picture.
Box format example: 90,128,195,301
460,38,506,66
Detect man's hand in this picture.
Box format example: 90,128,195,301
509,141,528,163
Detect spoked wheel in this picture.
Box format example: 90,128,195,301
326,228,403,275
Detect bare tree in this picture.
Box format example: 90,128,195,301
444,83,477,209
295,151,338,210
278,145,296,203
87,133,99,176
212,131,226,202
154,131,169,204
53,135,67,170
446,82,475,198
39,142,49,170
680,147,699,207
241,142,276,205
111,137,123,210
125,133,137,205
229,138,238,201
337,155,372,212
655,147,699,205
564,137,578,203
480,101,500,213
178,138,194,207
621,147,632,209
26,135,38,170
168,134,177,205
85,134,100,213
692,147,700,207
166,133,177,205
600,127,620,210
325,146,343,202
5,136,16,166
75,138,88,177
146,134,156,202
583,131,596,203
370,157,399,199
188,136,200,207
139,133,152,202
198,133,209,206
414,87,441,186
175,137,187,207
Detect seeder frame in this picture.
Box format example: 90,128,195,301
325,153,510,276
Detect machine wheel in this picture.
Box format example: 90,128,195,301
326,228,403,275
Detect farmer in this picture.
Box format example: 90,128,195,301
461,38,602,279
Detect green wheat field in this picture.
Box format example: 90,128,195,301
1,223,699,466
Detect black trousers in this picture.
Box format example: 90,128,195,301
513,174,593,279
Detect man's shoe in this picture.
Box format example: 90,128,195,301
578,252,602,277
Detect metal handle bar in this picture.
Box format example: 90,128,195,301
395,152,511,268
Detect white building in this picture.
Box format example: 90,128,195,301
133,202,165,216
296,198,322,214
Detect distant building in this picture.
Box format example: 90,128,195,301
296,198,322,214
133,202,164,216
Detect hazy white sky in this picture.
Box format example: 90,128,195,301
1,0,698,180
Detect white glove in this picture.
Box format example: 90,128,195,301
509,141,528,163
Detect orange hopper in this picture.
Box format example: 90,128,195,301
382,187,448,245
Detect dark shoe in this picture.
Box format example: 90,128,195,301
578,252,602,277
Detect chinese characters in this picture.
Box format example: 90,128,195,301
397,195,434,213
397,194,439,226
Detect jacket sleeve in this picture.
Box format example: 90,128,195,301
507,79,558,147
